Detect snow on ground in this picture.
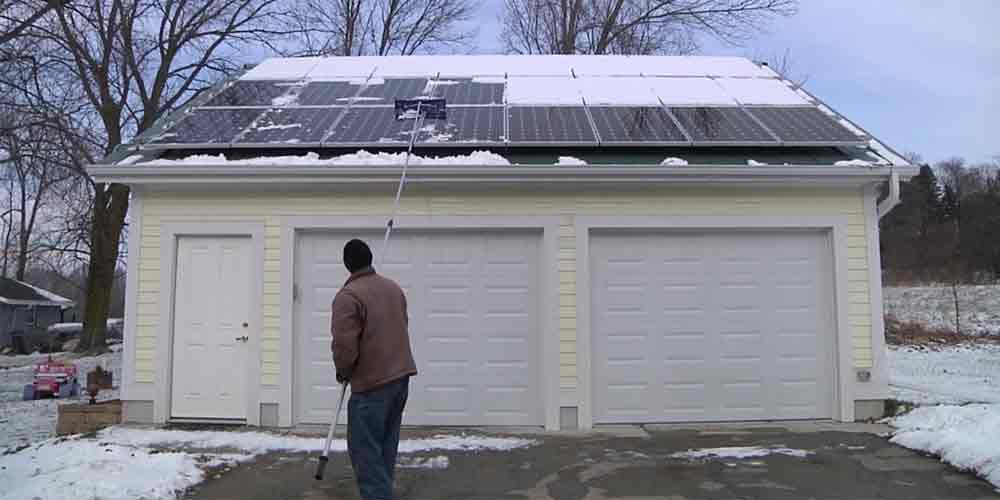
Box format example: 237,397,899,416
890,404,1000,488
138,150,512,166
889,344,1000,405
0,348,121,451
668,446,812,460
885,285,1000,335
102,426,536,454
0,428,534,500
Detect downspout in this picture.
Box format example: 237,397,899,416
876,168,901,219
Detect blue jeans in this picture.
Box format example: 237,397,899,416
347,376,409,500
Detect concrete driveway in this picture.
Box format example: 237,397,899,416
184,422,998,500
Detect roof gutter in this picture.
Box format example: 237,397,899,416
88,164,919,187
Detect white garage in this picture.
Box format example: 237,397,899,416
294,230,545,426
98,54,916,429
589,229,838,423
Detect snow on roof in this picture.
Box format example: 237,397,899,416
242,55,772,80
138,150,512,167
0,278,73,306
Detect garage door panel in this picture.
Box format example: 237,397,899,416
296,230,542,426
593,230,836,423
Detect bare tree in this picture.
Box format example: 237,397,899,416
2,0,303,353
757,48,808,88
0,119,75,280
0,0,67,47
500,0,797,55
292,0,478,56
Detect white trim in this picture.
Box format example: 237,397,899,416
155,222,265,425
122,189,142,403
574,215,855,428
89,164,918,187
279,215,562,430
859,184,889,400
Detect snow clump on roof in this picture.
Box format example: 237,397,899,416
138,150,511,166
660,157,688,166
555,156,587,166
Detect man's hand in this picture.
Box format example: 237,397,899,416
336,372,349,384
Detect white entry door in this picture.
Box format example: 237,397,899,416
171,236,252,420
591,230,837,423
295,230,542,426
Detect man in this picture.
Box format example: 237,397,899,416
331,239,417,500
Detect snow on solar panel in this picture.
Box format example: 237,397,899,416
714,78,808,106
240,55,771,80
203,81,297,107
747,107,863,144
416,107,505,143
588,107,687,143
295,82,362,105
237,108,343,144
355,78,430,103
146,109,262,145
669,107,776,144
507,107,597,144
427,79,504,105
324,107,413,144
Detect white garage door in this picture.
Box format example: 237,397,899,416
295,230,542,426
591,230,836,423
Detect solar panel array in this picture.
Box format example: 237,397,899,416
142,75,865,149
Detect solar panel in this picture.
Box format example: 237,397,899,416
295,82,362,106
427,79,505,105
418,107,504,143
669,107,776,144
203,81,297,107
588,107,687,143
323,107,414,144
746,107,863,144
236,108,342,144
355,78,430,103
507,107,597,144
146,109,261,145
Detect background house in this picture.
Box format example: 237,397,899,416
89,55,917,430
0,277,75,353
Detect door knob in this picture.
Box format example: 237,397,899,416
235,335,249,342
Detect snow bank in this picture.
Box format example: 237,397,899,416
0,439,209,500
660,157,688,166
890,404,1000,487
669,446,812,460
555,156,586,166
746,159,768,166
138,150,511,167
889,344,1000,405
100,427,535,454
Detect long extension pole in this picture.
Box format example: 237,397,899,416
315,101,425,481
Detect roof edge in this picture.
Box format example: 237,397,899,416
88,164,918,187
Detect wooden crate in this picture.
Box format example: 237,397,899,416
56,400,122,435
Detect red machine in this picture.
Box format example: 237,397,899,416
22,357,79,400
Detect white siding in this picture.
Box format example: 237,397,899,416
133,186,875,392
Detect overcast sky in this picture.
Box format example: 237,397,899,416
471,1,998,165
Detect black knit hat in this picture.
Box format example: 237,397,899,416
343,239,373,273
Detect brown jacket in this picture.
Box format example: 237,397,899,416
331,267,417,393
